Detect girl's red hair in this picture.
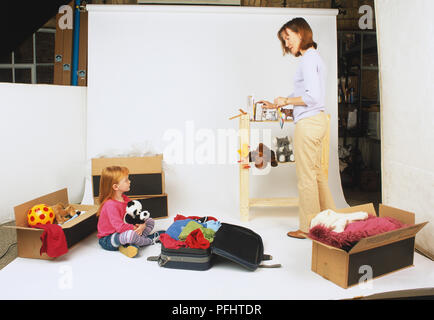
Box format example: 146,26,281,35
97,166,129,216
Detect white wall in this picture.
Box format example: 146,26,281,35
86,5,347,219
0,83,87,224
376,0,434,258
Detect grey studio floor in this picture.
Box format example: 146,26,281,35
1,189,434,300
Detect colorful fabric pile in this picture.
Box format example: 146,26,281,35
159,214,221,250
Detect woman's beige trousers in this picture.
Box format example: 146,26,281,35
294,112,336,232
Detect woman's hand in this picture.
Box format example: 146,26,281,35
274,97,289,107
258,100,278,109
134,223,146,236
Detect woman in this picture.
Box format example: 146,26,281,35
260,17,336,239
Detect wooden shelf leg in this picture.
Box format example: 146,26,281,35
239,114,250,221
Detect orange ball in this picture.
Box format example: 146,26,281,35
27,204,55,227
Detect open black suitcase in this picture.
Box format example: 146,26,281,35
147,222,281,271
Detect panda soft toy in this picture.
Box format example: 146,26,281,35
124,200,150,225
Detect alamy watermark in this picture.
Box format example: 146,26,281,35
162,121,274,175
359,4,374,30
58,265,73,290
58,5,73,30
358,264,374,289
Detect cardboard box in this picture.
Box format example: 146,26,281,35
91,154,169,218
309,203,427,289
5,188,98,260
128,194,169,219
91,154,165,197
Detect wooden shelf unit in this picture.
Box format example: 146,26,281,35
238,113,330,221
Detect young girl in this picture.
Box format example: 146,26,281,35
97,166,156,258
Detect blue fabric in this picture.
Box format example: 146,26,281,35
98,233,120,251
205,220,221,232
166,219,194,240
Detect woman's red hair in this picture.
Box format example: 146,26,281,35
278,17,317,57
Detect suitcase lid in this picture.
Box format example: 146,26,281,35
211,223,264,271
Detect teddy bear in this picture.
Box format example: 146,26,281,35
124,200,150,225
274,136,295,163
248,143,278,169
51,203,81,224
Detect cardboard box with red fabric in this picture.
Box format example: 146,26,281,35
5,188,98,260
307,203,428,288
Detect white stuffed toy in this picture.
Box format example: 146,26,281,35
124,200,150,225
310,209,369,233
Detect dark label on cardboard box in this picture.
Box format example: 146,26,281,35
63,214,98,248
92,173,163,197
347,237,415,287
132,196,168,219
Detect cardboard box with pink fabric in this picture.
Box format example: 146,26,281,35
307,203,428,289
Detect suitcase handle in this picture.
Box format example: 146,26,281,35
258,263,282,268
147,255,170,267
260,254,281,268
262,254,273,261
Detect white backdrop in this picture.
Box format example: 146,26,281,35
376,0,434,259
0,83,87,224
86,5,347,219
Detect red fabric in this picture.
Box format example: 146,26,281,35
185,229,210,249
174,214,217,222
160,233,188,249
308,215,409,251
34,223,68,258
345,215,407,234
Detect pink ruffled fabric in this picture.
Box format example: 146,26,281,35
308,215,409,251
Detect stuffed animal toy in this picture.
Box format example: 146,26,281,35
248,143,278,169
280,108,293,120
51,203,80,224
274,136,295,163
124,200,150,225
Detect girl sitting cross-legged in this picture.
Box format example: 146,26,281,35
96,166,157,258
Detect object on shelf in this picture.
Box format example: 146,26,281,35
280,108,293,120
254,102,263,121
274,136,294,163
248,143,277,169
262,108,277,121
247,95,254,121
229,108,247,120
237,143,250,168
366,111,380,139
347,108,357,129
